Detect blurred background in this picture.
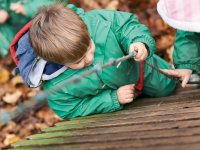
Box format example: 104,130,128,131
0,0,176,148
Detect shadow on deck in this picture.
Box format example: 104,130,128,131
11,86,200,150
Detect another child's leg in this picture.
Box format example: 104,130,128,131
142,54,177,97
0,24,14,57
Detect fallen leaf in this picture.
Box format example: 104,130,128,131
11,75,24,87
27,88,41,98
0,87,6,99
2,91,22,104
2,121,19,134
99,0,110,5
156,35,175,50
165,46,174,64
106,0,119,10
0,68,10,84
83,0,101,10
35,123,48,130
3,134,21,146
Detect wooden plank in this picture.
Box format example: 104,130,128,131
65,95,200,122
56,104,200,126
125,93,200,108
42,111,200,132
60,99,200,125
28,119,200,140
11,143,200,150
25,127,200,144
11,87,200,150
12,135,200,149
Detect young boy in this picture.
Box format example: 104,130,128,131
10,4,176,119
0,0,61,58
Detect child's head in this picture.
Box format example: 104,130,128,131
29,4,95,69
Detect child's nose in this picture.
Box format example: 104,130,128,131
85,57,93,65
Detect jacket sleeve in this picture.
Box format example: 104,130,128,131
46,88,123,119
173,30,200,72
0,1,8,10
93,10,156,57
23,0,58,18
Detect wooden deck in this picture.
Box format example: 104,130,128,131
11,86,200,150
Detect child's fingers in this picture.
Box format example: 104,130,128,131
162,69,192,87
125,94,134,99
134,46,143,60
138,50,147,61
10,4,20,11
124,98,134,103
0,10,9,24
181,74,190,88
124,90,134,95
134,47,148,61
118,97,133,104
122,84,135,89
10,4,16,10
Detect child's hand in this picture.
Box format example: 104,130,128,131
161,69,192,88
117,84,135,104
10,3,26,15
129,42,148,62
0,10,9,24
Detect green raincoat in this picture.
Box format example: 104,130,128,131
174,30,200,72
0,0,62,57
44,5,176,119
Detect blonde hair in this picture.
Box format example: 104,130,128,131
29,4,90,65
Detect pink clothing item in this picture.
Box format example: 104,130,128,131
157,0,200,32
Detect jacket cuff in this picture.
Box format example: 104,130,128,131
111,90,123,111
174,63,199,73
129,35,156,58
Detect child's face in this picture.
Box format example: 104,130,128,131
66,40,95,69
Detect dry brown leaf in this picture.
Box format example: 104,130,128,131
0,87,6,99
27,88,40,98
1,84,15,95
35,123,48,130
2,121,18,133
11,75,24,87
99,0,110,7
166,46,174,64
3,134,21,146
0,68,10,84
2,90,22,104
106,0,119,10
35,109,46,120
83,0,101,10
155,18,169,32
156,35,175,50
